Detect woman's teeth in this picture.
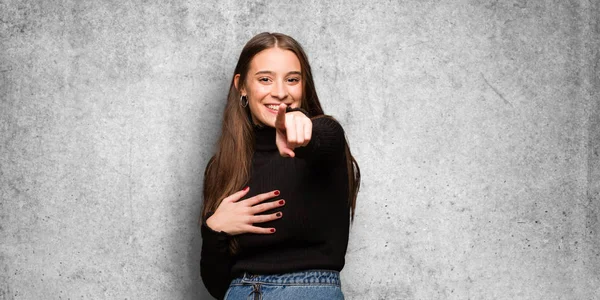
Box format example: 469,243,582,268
266,105,279,111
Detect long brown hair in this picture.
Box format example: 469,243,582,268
201,32,360,225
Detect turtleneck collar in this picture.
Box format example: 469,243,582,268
254,124,277,151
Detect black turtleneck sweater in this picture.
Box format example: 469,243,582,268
200,116,350,300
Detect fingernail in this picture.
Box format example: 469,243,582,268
270,228,276,233
274,190,280,196
276,212,282,217
278,200,285,205
243,186,249,191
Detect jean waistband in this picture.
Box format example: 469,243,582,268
230,269,341,286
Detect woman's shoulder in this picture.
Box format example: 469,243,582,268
310,115,346,136
293,115,347,160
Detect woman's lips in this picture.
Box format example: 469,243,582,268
265,104,279,114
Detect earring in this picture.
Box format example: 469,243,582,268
240,95,248,108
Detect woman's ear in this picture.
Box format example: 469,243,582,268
234,74,245,94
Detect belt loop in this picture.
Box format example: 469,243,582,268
250,283,261,300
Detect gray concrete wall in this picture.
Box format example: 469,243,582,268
1,1,598,299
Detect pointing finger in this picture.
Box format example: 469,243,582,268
275,103,287,130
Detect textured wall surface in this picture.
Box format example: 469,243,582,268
1,1,599,299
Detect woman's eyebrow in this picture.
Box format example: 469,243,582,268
255,70,274,75
254,70,302,76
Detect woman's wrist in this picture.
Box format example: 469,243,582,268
205,215,223,232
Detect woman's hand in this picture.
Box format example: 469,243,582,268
275,103,312,158
206,187,285,235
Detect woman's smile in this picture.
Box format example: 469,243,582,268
265,104,280,114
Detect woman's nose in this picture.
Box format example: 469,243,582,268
270,81,288,100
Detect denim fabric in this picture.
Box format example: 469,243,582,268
224,270,344,300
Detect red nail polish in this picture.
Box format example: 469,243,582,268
276,212,282,217
270,228,275,233
274,190,280,196
278,200,285,205
243,186,249,191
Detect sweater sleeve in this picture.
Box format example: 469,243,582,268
200,212,235,300
294,116,346,163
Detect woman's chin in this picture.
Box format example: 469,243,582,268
263,115,277,128
252,112,278,128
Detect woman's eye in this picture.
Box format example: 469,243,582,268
259,77,270,82
287,78,300,83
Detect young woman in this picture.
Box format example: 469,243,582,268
200,32,360,300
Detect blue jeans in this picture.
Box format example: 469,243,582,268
224,270,344,300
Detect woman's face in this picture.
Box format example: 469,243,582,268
237,47,303,127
